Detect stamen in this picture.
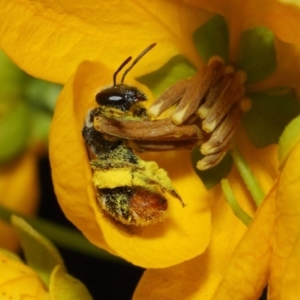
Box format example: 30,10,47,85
149,56,248,170
196,149,228,170
198,74,232,119
171,58,225,125
203,87,245,133
201,70,246,133
148,78,190,118
201,104,243,156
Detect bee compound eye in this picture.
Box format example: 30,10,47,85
95,89,127,106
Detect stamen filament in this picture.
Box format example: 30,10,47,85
230,144,265,206
221,179,252,226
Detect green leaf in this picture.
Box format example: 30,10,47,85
49,265,93,300
11,215,66,287
137,55,196,97
193,14,229,63
24,78,61,113
0,101,31,163
0,50,26,101
237,27,276,83
278,114,300,169
191,148,233,189
29,109,52,146
242,88,300,148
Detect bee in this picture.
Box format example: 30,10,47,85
82,44,190,227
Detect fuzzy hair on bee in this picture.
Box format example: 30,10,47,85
82,44,185,227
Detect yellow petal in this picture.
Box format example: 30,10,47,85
50,62,108,253
0,152,39,251
212,185,277,299
20,297,43,300
49,265,93,300
0,251,48,299
268,140,300,299
50,60,211,268
0,0,208,83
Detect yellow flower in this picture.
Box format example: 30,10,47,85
0,0,298,274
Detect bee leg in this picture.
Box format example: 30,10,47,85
94,117,208,142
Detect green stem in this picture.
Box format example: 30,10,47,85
230,144,265,206
221,179,252,227
0,205,127,264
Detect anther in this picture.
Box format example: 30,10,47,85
171,58,225,125
148,78,190,118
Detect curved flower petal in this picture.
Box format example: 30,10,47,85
211,140,300,299
0,0,209,83
0,251,48,299
211,185,277,299
269,140,300,298
50,60,211,268
49,265,93,300
0,152,39,251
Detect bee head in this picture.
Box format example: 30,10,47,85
95,43,156,112
95,84,146,111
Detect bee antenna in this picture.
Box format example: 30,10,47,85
113,56,132,86
121,43,156,84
